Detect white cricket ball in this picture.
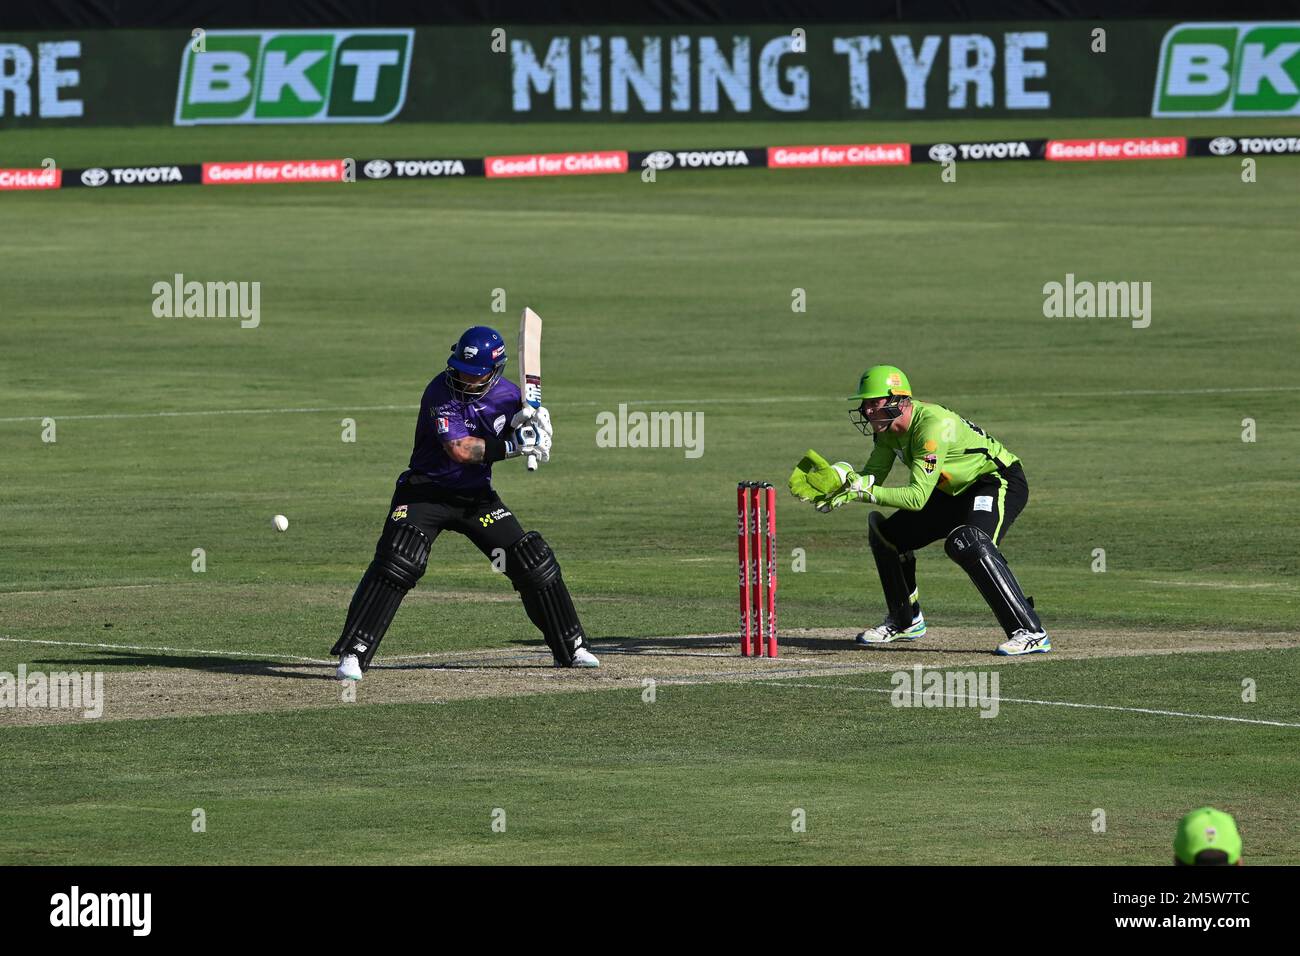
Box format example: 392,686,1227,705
272,514,289,532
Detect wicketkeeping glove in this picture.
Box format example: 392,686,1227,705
814,462,876,512
788,449,842,502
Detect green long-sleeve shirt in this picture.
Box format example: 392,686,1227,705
862,400,1020,511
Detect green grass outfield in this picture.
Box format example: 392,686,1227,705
2,118,1298,864
3,651,1298,865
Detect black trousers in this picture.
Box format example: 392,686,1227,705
876,462,1029,554
385,477,525,557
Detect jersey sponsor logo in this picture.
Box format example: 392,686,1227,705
478,506,512,527
435,416,450,434
973,495,994,512
390,504,409,521
493,414,507,434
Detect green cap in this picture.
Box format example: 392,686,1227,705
1174,807,1242,865
848,365,912,401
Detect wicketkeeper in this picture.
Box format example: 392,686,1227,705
790,364,1050,656
331,325,598,680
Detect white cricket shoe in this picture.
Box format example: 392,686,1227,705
996,629,1052,656
856,612,927,645
558,646,600,668
336,654,363,680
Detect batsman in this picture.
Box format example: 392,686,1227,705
331,324,598,680
791,365,1050,656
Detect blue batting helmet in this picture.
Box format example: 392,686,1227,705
447,326,507,399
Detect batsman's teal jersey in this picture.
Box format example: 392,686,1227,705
863,400,1020,511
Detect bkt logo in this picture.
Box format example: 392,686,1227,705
175,29,414,125
1154,22,1300,116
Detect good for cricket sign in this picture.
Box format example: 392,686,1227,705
174,29,414,124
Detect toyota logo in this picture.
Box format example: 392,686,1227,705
928,143,956,163
81,167,109,187
364,159,392,179
642,150,675,170
1208,137,1237,156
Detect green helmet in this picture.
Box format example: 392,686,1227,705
848,365,912,401
848,366,912,436
1174,807,1242,866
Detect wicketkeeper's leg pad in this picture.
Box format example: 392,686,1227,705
944,525,1042,637
869,511,917,628
331,521,431,670
506,531,588,666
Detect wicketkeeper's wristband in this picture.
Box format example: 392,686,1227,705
482,435,518,463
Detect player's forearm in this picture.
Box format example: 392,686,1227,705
863,464,892,485
862,444,893,483
871,481,934,511
445,436,518,464
446,437,487,463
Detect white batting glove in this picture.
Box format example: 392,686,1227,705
513,421,551,464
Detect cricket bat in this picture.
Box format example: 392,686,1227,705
519,307,543,472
